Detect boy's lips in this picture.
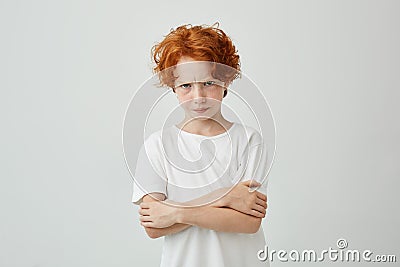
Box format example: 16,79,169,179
193,107,209,113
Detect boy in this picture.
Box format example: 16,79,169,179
132,23,270,267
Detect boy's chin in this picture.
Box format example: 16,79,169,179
187,113,215,120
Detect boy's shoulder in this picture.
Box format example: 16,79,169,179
143,125,176,148
232,123,262,146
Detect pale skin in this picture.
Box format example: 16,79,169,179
138,56,268,239
139,181,268,238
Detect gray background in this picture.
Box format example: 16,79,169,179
1,0,399,266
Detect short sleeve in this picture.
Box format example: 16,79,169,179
131,141,167,205
239,143,269,195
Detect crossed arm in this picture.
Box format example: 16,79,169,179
138,181,268,239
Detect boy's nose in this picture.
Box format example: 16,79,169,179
192,83,206,102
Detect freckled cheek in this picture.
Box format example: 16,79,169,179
206,90,224,101
177,94,192,103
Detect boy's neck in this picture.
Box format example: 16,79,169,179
178,113,233,136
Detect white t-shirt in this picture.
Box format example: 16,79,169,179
132,123,270,267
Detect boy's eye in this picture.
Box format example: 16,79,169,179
179,83,191,89
204,81,215,86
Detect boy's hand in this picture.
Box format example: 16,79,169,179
225,180,267,218
139,201,180,228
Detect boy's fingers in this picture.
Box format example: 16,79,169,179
139,215,152,222
140,221,152,227
256,198,267,209
256,192,267,201
253,204,266,214
140,202,149,209
251,209,265,218
138,208,150,216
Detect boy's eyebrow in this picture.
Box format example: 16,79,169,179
174,80,191,85
175,77,223,84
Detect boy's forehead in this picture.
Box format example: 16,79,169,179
173,61,214,82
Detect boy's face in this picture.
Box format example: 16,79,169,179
173,56,226,119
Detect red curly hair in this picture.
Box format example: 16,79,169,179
151,23,241,97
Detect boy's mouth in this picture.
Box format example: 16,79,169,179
192,107,209,113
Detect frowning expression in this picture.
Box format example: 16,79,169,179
173,57,226,119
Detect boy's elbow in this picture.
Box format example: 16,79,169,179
144,227,163,239
247,217,262,234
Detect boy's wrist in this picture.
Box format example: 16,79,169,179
176,207,187,224
209,187,231,207
162,200,185,224
218,188,233,208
